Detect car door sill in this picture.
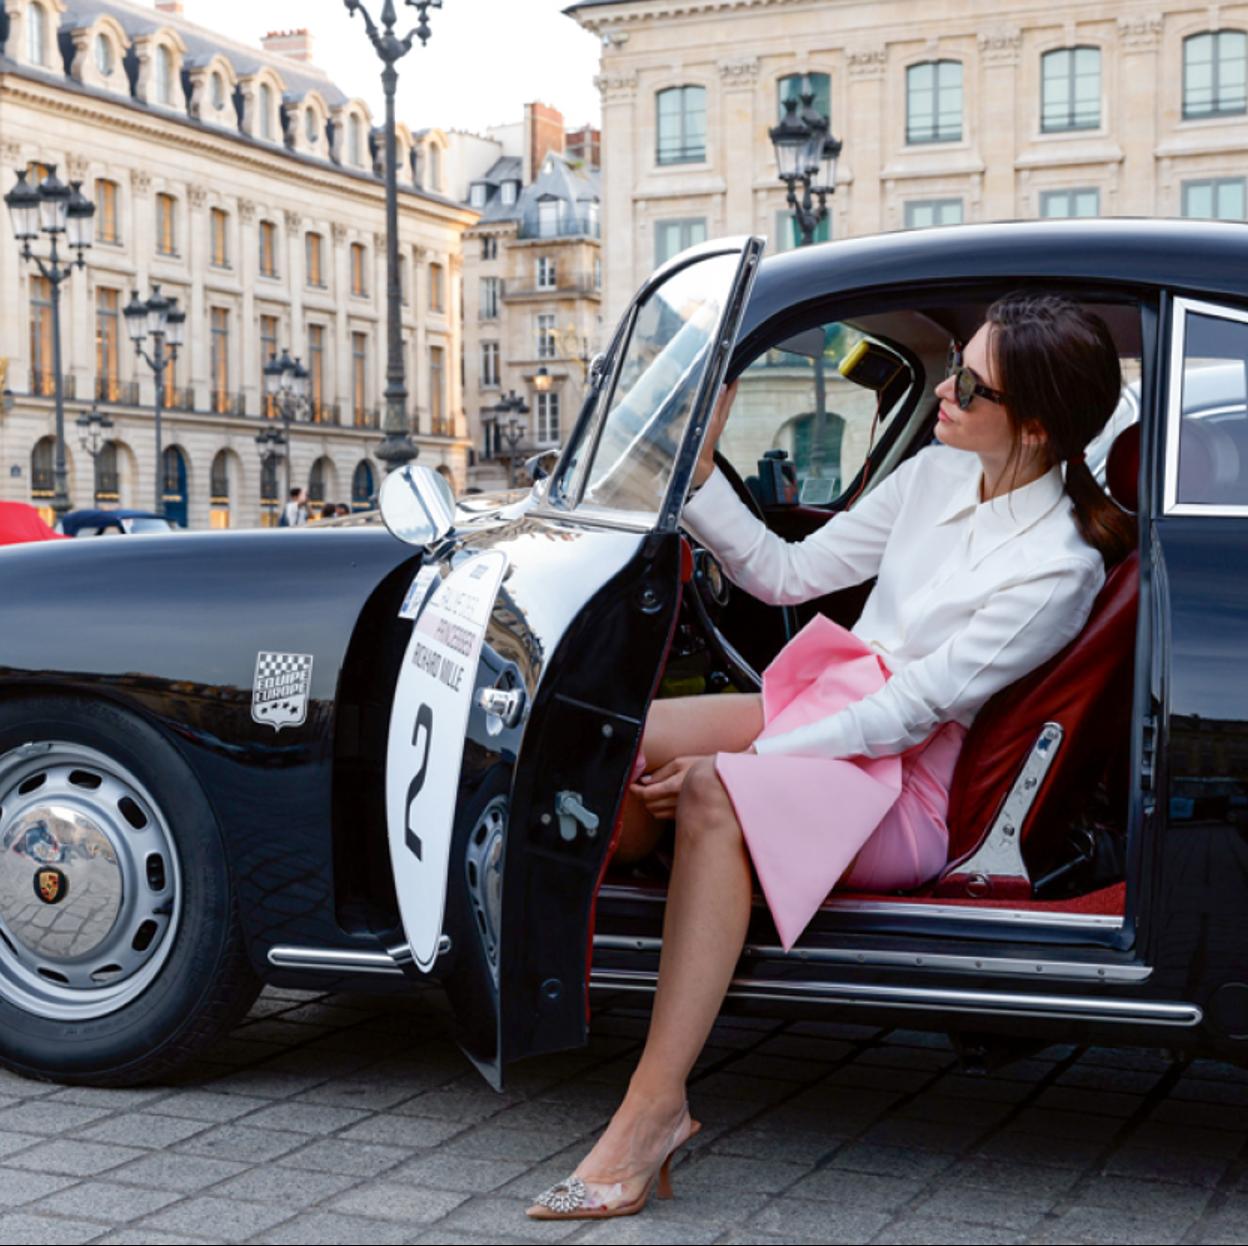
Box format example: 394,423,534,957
591,968,1199,1027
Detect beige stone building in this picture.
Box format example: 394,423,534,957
0,0,476,527
569,0,1248,326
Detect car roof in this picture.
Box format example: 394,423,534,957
737,218,1248,347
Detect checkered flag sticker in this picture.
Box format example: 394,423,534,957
251,651,314,731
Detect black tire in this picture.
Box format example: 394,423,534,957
0,695,261,1086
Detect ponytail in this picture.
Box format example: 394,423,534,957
1064,457,1136,569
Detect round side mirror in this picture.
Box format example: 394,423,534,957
379,465,456,548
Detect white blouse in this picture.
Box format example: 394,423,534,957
681,444,1105,761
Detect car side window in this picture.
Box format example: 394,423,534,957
725,321,918,507
1169,301,1248,511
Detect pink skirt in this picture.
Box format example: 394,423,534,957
715,615,966,951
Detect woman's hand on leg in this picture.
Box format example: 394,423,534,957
632,755,704,821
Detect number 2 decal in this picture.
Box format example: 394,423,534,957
405,702,433,860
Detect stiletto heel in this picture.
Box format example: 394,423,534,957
527,1118,701,1220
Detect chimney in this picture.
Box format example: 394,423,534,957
155,1,184,14
524,101,565,182
261,28,314,64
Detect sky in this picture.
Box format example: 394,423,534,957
182,0,604,135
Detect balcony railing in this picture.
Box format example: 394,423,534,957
309,402,340,426
353,407,381,430
429,415,453,437
29,371,76,399
95,377,140,405
503,274,600,301
517,212,601,241
166,386,195,411
210,391,247,417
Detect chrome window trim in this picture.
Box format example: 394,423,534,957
1164,294,1248,517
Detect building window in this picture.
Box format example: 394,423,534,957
95,33,115,77
156,193,176,256
654,217,707,265
777,72,831,123
97,442,119,502
211,71,225,111
906,60,962,144
95,179,119,244
399,253,409,305
210,307,229,413
1182,177,1247,221
481,276,500,319
210,207,228,267
583,199,600,235
429,261,445,312
1041,47,1101,133
904,198,963,228
481,235,497,260
155,44,173,105
210,450,230,528
259,82,274,139
96,288,120,400
351,242,367,296
500,180,517,205
308,323,326,418
1183,31,1248,119
27,1,45,65
481,341,499,388
1039,187,1100,218
31,437,54,500
536,256,556,290
352,331,368,425
536,390,560,444
348,114,362,165
306,232,324,287
260,313,278,418
469,183,487,208
305,108,319,145
352,460,374,509
29,275,54,394
429,344,445,431
657,85,707,164
260,454,279,515
594,254,602,288
537,199,561,238
536,313,557,360
259,219,277,277
774,209,830,250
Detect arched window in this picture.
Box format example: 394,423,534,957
260,454,280,523
210,450,230,528
95,33,115,77
27,1,46,66
348,114,362,165
906,59,962,144
305,107,319,144
259,82,274,139
308,456,332,503
162,445,188,527
656,85,706,164
211,70,225,111
31,436,55,500
1184,30,1248,119
155,44,173,105
96,441,120,502
1041,47,1101,132
351,460,375,510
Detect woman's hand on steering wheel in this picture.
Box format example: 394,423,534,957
693,379,739,489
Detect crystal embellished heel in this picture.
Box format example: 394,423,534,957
526,1118,701,1220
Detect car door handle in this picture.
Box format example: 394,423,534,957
475,686,526,728
555,790,599,842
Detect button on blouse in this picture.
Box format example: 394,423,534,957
680,444,1105,761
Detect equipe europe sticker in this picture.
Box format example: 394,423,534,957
385,549,508,972
251,651,314,731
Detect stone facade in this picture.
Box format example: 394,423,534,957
0,0,476,526
568,0,1248,325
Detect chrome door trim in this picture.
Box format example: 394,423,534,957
267,938,442,975
592,935,1150,984
591,968,1200,1027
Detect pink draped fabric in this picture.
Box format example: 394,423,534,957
715,615,966,951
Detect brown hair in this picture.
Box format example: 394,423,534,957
984,291,1136,568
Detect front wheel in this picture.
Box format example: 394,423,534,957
0,695,260,1085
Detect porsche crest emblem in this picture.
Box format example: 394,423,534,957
34,867,68,905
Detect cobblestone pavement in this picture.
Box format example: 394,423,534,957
1,985,1247,1245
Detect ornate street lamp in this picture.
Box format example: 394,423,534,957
263,348,311,499
123,284,184,516
768,83,841,247
343,0,443,476
4,166,95,515
492,389,529,489
75,402,114,504
254,424,286,526
533,366,552,394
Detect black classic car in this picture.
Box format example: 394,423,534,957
1,219,1246,1089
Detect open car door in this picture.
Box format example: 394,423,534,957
386,236,764,1088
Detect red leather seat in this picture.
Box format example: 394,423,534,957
934,425,1140,899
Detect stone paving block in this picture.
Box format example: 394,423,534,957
205,1069,329,1100
922,1073,1039,1104
709,1125,849,1167
237,1099,373,1136
488,1098,613,1136
1127,1119,1243,1158
1075,1173,1214,1220
251,1210,415,1244
6,1138,145,1177
78,1113,211,1150
909,1185,1059,1231
1054,1063,1166,1094
107,1151,249,1193
143,1092,270,1123
39,1180,184,1222
0,1101,112,1135
750,1034,856,1064
289,1080,418,1112
0,1129,42,1161
338,1113,465,1149
1075,1046,1174,1072
895,1093,1016,1128
1031,1085,1144,1118
677,1153,811,1195
93,1232,212,1245
860,1114,986,1154
0,1167,79,1207
0,1069,57,1098
1181,1057,1248,1084
754,1086,899,1132
977,1129,1105,1170
47,1087,169,1111
790,1019,882,1042
938,1156,1082,1198
385,1086,508,1127
1100,1145,1230,1188
748,1196,892,1243
821,1063,934,1094
856,1044,956,1072
825,1139,958,1183
138,1194,297,1243
0,1211,108,1244
213,1163,359,1210
435,1194,614,1242
328,1180,470,1225
389,1151,531,1194
275,1136,413,1178
787,1166,926,1211
442,1123,577,1163
264,1001,367,1028
1036,1203,1192,1245
718,1051,829,1084
1148,1098,1245,1133
576,1214,725,1244
407,1232,531,1246
1005,1107,1124,1142
874,1213,1028,1244
172,1123,307,1164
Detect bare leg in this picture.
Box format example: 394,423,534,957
531,757,753,1213
615,694,762,864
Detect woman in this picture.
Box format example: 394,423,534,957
527,292,1135,1220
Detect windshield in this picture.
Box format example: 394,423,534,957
125,517,174,534
573,251,741,516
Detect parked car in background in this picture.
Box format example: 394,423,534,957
0,501,62,547
58,509,178,538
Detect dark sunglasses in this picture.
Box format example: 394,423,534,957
946,342,1008,411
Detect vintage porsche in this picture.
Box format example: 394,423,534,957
1,218,1246,1089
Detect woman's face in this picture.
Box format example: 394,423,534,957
933,322,1021,461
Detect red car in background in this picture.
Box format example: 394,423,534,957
0,502,62,547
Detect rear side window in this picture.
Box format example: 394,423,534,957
1166,299,1248,513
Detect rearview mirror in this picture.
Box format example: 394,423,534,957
378,465,456,549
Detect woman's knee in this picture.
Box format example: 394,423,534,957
674,759,741,848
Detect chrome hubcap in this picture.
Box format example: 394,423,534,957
0,741,182,1019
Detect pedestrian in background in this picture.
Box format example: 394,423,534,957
279,488,307,528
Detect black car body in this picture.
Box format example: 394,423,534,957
1,220,1246,1088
